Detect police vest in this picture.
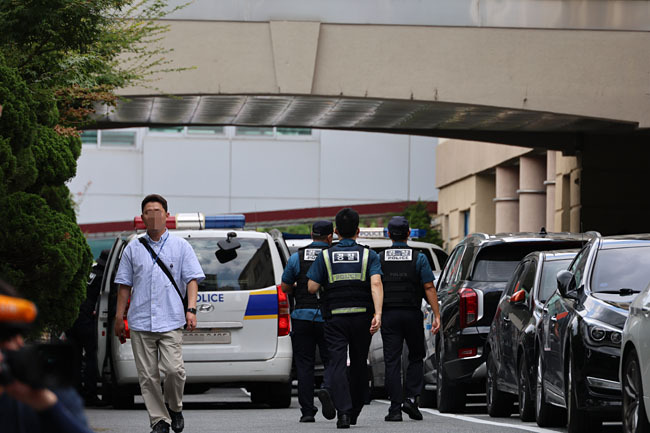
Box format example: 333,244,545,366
321,243,373,317
294,244,326,310
380,247,423,309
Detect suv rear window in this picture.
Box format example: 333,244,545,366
472,242,582,282
187,237,275,292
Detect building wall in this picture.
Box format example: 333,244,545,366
68,127,438,224
436,140,579,250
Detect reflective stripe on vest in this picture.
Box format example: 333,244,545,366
323,247,369,284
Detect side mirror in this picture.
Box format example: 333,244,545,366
215,232,241,264
509,289,526,305
556,270,577,299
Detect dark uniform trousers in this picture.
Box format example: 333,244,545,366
381,308,425,412
324,312,373,417
291,318,330,416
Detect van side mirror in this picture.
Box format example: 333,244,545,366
556,270,577,299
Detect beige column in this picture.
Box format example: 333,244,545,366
518,156,546,232
494,166,519,233
545,151,556,232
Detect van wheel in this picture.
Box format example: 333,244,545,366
250,387,268,405
111,385,135,409
486,352,514,417
420,387,437,408
267,382,292,408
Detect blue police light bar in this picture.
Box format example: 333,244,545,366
205,214,245,229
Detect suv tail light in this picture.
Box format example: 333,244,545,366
459,288,478,328
277,285,291,336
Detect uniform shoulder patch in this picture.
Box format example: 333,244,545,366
303,248,322,261
332,251,360,263
384,249,413,261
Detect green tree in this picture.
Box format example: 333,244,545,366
401,201,443,247
0,0,186,334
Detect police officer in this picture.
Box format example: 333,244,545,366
280,221,333,423
380,216,441,422
307,208,383,429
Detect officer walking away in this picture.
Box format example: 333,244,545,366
280,220,333,423
307,208,383,429
380,216,441,422
114,194,205,433
66,249,110,407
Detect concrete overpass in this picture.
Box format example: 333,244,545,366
93,0,650,151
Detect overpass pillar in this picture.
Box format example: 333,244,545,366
495,166,519,233
545,152,556,232
518,156,546,232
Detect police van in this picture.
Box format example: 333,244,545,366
95,214,293,408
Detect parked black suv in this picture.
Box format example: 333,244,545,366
536,234,650,432
433,231,592,413
486,249,578,421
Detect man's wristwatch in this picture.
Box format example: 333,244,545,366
186,308,197,314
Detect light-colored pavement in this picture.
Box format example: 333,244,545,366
85,388,622,433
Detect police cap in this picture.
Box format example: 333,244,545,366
388,216,410,238
312,220,333,237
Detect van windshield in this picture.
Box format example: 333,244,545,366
187,238,275,292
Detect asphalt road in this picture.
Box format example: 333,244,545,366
86,389,623,433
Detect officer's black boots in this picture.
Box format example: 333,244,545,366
401,397,423,420
300,414,316,423
385,410,403,422
317,388,336,420
336,414,351,429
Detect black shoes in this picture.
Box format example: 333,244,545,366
336,414,351,429
401,398,423,421
350,413,358,425
168,409,184,432
299,414,316,423
317,389,336,420
385,410,403,422
151,421,170,433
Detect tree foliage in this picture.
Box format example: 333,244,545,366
0,0,186,334
401,201,443,247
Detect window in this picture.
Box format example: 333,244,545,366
101,130,136,147
187,126,224,135
277,127,311,136
438,245,465,290
81,129,137,148
236,126,274,136
504,261,528,297
188,237,275,292
462,210,470,237
539,259,573,302
590,246,650,294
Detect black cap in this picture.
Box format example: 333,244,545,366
312,220,333,237
388,216,410,237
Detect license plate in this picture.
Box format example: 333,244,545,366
183,328,231,344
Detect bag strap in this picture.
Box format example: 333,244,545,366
138,237,188,311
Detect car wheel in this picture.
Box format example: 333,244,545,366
111,384,135,409
623,349,650,433
420,386,437,408
486,352,514,417
535,350,566,427
266,382,292,408
518,355,535,422
567,353,601,433
436,347,465,413
250,386,268,405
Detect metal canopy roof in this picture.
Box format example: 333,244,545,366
91,94,639,149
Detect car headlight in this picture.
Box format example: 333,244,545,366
582,318,622,348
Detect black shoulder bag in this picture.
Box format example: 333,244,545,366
138,237,189,322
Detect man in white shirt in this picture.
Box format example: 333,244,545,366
114,194,205,433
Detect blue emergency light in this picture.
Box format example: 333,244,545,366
357,228,427,239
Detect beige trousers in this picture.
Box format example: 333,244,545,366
131,329,185,427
